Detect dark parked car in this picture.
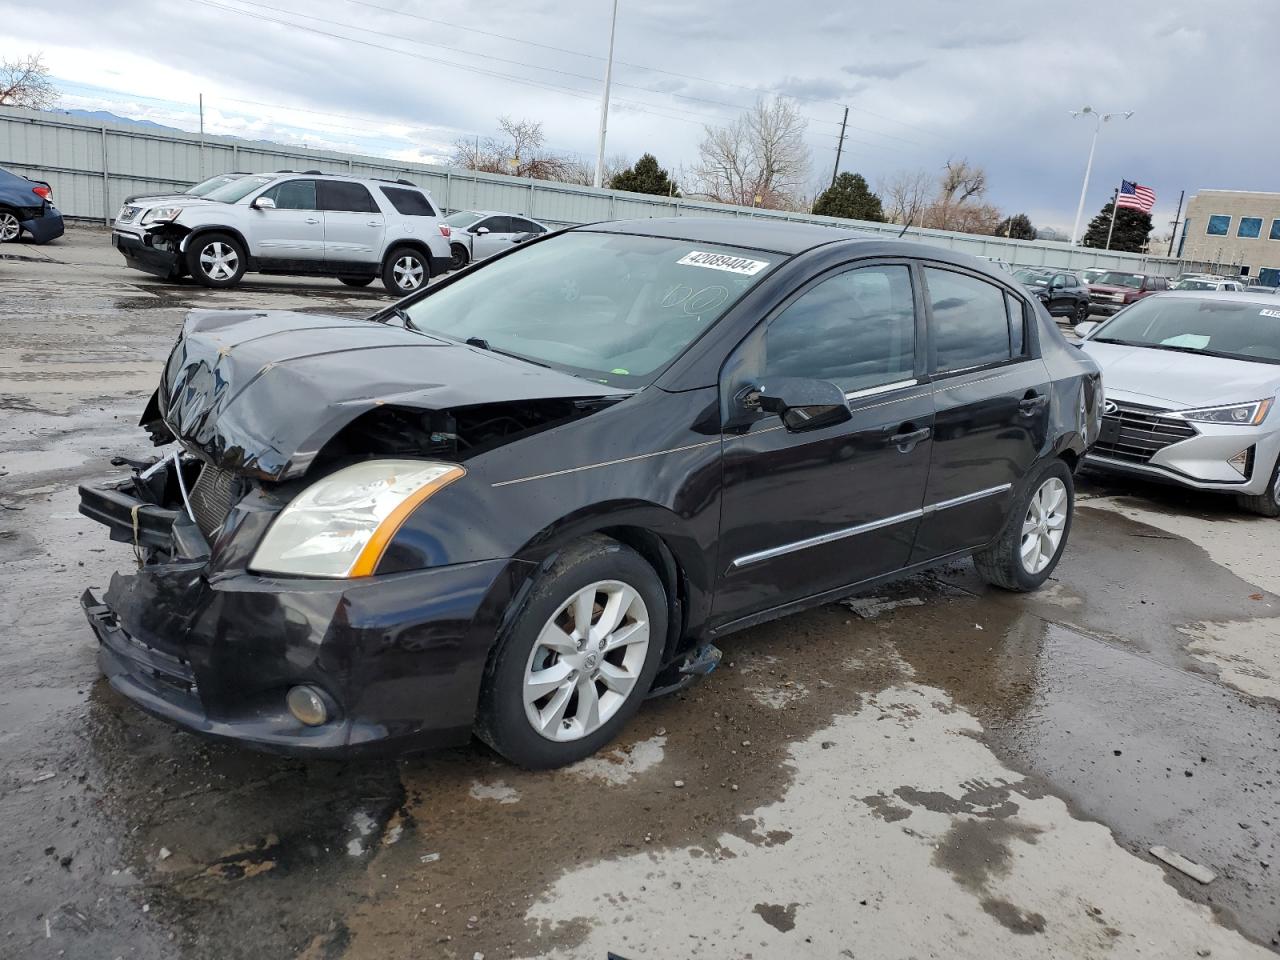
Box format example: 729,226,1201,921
0,166,64,244
1015,268,1090,323
1088,271,1170,315
78,219,1101,768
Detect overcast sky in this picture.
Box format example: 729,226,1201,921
5,0,1276,233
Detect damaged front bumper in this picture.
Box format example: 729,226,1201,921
78,467,532,757
111,227,181,278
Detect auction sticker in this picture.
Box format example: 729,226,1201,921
677,251,770,276
1262,309,1280,319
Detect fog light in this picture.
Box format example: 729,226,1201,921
1228,447,1253,478
287,685,329,726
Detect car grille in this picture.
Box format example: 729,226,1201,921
1090,292,1125,305
1094,402,1198,464
188,462,239,539
115,205,141,224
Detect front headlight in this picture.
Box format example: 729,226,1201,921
250,460,464,578
1170,399,1273,426
141,206,184,225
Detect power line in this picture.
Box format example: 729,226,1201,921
335,0,944,141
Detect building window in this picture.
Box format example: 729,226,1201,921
1206,215,1231,236
1239,217,1263,239
1270,220,1280,241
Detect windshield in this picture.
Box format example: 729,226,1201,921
445,210,484,228
204,175,273,204
401,232,777,386
1096,271,1144,289
1090,296,1280,363
185,174,243,197
1015,269,1048,285
1173,279,1219,290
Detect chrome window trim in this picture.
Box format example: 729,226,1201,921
845,379,918,401
730,482,1013,568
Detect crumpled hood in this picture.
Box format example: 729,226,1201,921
1080,339,1280,407
155,309,628,480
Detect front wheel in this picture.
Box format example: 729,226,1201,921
382,247,429,296
1236,455,1280,517
1073,300,1089,324
449,243,469,271
476,535,667,769
339,276,375,288
185,232,246,288
973,459,1074,592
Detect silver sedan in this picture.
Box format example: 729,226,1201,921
1076,290,1280,515
444,210,548,270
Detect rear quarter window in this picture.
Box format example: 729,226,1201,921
380,186,438,217
925,267,1014,373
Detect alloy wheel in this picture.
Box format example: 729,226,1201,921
1020,477,1068,574
0,212,19,242
393,255,424,290
522,580,651,742
199,241,239,281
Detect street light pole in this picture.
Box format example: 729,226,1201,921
593,0,620,189
1068,106,1133,246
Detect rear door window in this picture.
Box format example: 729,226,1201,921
510,217,543,233
317,181,379,213
379,186,437,217
925,267,1014,374
764,264,917,393
479,216,513,233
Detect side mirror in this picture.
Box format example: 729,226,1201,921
474,226,490,235
251,196,276,210
750,377,851,432
1074,321,1099,339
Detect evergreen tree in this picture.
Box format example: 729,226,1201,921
812,172,886,222
610,153,679,196
1081,201,1153,253
993,213,1036,240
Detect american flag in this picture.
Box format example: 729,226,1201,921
1116,179,1156,213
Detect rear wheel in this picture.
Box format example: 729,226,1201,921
0,208,20,242
476,535,667,769
1236,455,1280,517
974,459,1074,592
382,246,429,296
186,232,246,288
339,276,375,287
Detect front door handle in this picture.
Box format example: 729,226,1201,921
367,220,381,227
1019,394,1049,416
304,217,320,224
890,426,931,452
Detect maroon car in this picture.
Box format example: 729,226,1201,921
1087,270,1170,316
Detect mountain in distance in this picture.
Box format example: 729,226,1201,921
60,109,180,132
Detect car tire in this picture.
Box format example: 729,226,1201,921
0,207,20,243
1236,456,1280,517
973,458,1074,592
449,243,469,271
382,246,429,296
185,232,247,288
476,535,668,769
339,276,375,288
1073,300,1088,324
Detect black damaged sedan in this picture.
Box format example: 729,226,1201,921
79,218,1101,768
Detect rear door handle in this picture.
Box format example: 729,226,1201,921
304,217,320,225
890,426,931,451
1019,395,1049,416
367,220,381,227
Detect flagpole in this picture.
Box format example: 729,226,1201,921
1105,185,1120,250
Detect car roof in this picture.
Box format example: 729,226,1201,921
581,216,876,255
1153,290,1278,305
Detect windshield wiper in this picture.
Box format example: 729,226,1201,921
388,306,416,329
1090,337,1146,346
472,340,553,369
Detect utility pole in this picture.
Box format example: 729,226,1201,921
1104,186,1119,250
830,106,848,189
593,0,619,189
1167,189,1184,257
198,93,205,178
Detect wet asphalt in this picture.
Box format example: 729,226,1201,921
2,227,1278,959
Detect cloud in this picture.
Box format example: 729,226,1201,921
842,59,927,81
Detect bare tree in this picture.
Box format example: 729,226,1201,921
691,97,810,210
452,116,578,183
879,169,932,229
0,53,57,110
930,158,988,229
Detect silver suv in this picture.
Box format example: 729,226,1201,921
111,172,453,295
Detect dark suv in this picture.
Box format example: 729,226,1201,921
1015,269,1090,323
